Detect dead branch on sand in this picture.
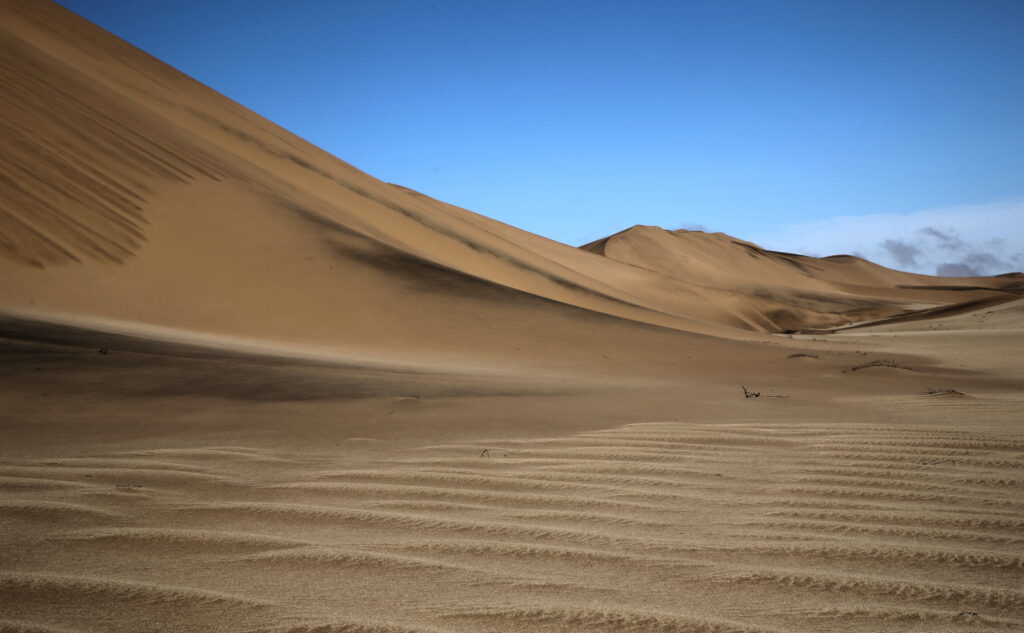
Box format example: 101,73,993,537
845,359,915,373
742,386,789,399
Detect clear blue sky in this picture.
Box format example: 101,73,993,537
58,0,1023,275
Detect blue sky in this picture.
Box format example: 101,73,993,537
59,0,1023,275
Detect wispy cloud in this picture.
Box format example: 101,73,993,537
746,199,1024,277
880,239,921,268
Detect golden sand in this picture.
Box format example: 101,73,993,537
1,2,1021,631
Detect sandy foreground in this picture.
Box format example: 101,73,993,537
1,1,1023,632
2,303,1023,633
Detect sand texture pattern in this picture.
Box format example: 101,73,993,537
2,411,1022,632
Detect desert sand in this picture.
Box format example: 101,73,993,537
1,1,1022,632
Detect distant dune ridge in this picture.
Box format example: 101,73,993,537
581,225,1022,332
1,1,1022,632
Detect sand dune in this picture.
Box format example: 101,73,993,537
582,225,1023,331
1,0,1022,631
4,0,1018,352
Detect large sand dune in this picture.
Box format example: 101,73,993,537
582,225,1022,332
1,1,1021,631
3,0,1019,349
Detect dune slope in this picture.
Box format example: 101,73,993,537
0,0,773,348
3,0,1019,356
582,226,1023,331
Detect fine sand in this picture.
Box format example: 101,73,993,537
1,1,1022,632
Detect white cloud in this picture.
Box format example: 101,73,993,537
745,199,1024,276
